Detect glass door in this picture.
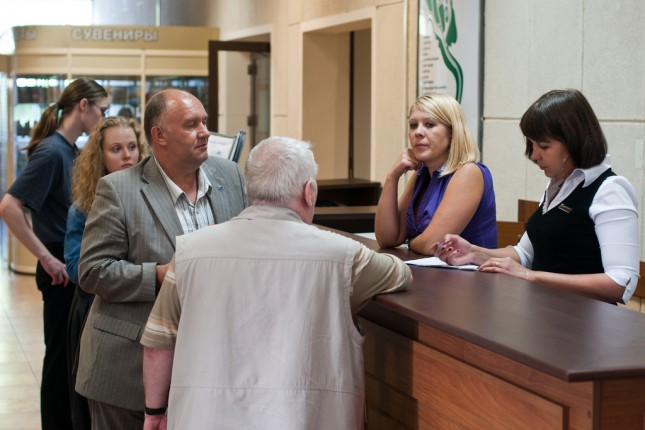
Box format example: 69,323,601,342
208,41,271,149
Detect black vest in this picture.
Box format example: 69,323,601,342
527,168,615,273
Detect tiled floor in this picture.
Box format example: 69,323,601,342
0,264,43,429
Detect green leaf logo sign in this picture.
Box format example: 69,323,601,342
425,0,464,102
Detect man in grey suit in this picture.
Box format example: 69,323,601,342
75,88,247,429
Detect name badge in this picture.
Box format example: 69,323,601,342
558,203,572,213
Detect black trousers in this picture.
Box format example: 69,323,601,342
67,285,94,430
36,243,74,430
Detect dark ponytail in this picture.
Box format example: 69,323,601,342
25,77,107,157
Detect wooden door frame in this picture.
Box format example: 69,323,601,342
207,41,270,132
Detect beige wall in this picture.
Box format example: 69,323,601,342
303,32,350,178
207,0,411,180
353,28,372,180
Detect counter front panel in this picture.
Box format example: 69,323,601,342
348,233,645,430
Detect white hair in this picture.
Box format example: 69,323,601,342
244,136,318,205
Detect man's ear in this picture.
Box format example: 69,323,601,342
151,126,165,146
304,180,317,208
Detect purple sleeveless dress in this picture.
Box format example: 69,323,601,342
405,163,498,248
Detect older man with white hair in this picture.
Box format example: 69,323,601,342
141,136,412,430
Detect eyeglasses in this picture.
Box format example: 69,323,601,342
96,104,110,117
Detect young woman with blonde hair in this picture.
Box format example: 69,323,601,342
64,116,148,430
375,93,498,255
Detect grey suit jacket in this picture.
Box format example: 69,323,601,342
75,155,247,410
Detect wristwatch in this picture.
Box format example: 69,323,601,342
145,406,167,416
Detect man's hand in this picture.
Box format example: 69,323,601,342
144,414,167,430
155,263,170,289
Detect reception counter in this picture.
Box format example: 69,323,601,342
351,234,645,430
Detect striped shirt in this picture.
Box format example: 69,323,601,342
155,158,215,234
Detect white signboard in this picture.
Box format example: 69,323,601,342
418,0,482,142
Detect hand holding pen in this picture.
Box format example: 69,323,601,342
434,234,531,280
432,234,476,266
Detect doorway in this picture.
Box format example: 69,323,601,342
302,25,371,180
208,41,270,154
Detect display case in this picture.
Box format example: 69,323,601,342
14,76,66,165
0,63,9,266
146,76,208,112
76,76,142,121
8,77,66,273
3,25,220,273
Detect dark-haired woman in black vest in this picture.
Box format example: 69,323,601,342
434,89,639,304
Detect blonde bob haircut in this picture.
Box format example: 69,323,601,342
72,116,149,213
411,93,479,176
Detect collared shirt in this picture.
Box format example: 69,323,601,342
514,156,639,303
154,158,215,234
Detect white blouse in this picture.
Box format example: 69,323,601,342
514,157,640,303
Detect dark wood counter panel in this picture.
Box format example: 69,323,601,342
349,235,645,430
313,205,376,233
316,178,381,206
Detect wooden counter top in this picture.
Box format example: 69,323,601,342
355,237,645,382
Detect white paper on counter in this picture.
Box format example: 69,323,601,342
405,257,478,271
